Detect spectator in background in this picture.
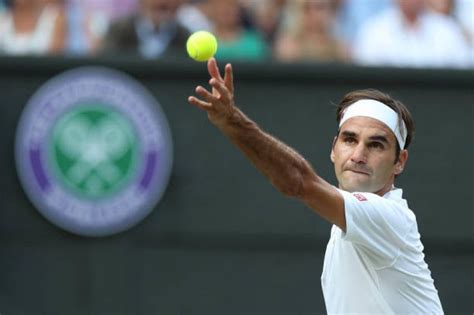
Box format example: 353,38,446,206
243,0,287,45
208,0,269,61
0,0,65,55
274,0,348,63
100,0,189,59
428,0,474,60
333,0,393,46
352,0,471,68
454,0,474,46
427,0,453,15
177,0,213,33
74,0,138,23
63,0,123,55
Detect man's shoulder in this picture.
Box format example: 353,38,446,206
338,188,415,221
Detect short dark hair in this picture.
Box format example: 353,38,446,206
335,89,415,160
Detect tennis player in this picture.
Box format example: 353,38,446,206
188,58,443,314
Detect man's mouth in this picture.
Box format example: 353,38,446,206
346,169,370,176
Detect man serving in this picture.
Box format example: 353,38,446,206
188,58,443,314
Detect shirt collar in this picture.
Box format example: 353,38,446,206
383,186,407,206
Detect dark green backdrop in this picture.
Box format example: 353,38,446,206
0,56,472,314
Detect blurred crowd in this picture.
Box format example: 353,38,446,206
0,0,472,68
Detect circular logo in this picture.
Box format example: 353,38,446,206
15,67,173,237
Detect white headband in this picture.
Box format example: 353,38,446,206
339,99,407,150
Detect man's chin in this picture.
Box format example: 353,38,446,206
339,180,373,193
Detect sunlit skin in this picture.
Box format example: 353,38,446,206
331,117,408,196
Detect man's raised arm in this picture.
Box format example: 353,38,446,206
187,58,345,230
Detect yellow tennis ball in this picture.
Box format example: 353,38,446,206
186,31,218,62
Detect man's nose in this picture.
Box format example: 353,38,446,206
350,143,368,164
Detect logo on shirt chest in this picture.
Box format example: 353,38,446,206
353,193,368,201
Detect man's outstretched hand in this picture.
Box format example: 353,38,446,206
188,58,236,128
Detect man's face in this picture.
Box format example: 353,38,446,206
331,116,407,195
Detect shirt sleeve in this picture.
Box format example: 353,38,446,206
338,189,415,268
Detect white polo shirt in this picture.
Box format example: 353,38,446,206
321,188,444,314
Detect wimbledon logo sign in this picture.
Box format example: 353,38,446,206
15,67,173,236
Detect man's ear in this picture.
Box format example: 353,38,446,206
395,149,408,175
330,136,337,163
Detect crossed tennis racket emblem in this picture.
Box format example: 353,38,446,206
54,111,135,196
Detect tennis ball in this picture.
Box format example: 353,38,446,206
186,31,218,62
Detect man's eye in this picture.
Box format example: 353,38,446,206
370,142,384,149
344,137,356,144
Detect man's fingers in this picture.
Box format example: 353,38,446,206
224,63,234,94
196,86,219,103
209,79,232,103
188,96,212,111
208,58,224,81
189,58,233,115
